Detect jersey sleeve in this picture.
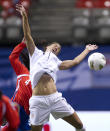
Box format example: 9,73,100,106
57,59,62,67
29,47,43,58
9,42,29,76
29,47,43,65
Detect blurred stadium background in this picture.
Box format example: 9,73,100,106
0,0,110,131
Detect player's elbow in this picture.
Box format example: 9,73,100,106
9,55,13,61
9,55,17,63
59,64,69,70
75,60,80,65
59,64,73,70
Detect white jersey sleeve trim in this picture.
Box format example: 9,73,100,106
17,74,29,79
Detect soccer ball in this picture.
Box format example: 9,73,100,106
88,52,106,71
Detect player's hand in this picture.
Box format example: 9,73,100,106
86,44,98,52
16,4,26,16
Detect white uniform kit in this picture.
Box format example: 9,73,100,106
29,47,74,125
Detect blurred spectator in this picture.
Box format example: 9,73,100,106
76,0,110,8
1,10,8,19
20,0,31,9
0,0,31,19
13,0,20,5
1,0,13,10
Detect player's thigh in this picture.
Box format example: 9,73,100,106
62,112,83,129
29,96,50,126
31,125,43,131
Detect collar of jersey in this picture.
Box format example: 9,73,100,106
45,51,57,57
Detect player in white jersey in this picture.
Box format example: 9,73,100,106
16,4,98,131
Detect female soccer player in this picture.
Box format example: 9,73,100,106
0,91,20,131
16,4,98,131
9,39,32,131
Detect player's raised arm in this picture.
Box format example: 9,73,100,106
59,44,98,70
9,38,29,76
9,38,26,60
16,4,35,56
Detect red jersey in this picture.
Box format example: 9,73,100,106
9,42,32,115
0,95,20,131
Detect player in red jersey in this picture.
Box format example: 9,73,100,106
8,39,32,131
0,91,20,131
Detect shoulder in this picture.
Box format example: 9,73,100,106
29,47,43,58
52,53,62,63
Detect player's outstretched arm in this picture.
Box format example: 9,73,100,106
16,4,35,56
9,38,28,76
59,44,98,70
9,38,26,60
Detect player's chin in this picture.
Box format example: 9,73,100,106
55,52,58,56
52,51,57,55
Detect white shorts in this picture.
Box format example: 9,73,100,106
29,92,74,126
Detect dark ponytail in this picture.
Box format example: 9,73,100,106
0,91,2,100
36,38,50,51
20,48,30,70
20,38,49,70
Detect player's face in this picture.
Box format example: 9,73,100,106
47,43,61,55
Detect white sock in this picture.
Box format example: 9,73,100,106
76,127,86,131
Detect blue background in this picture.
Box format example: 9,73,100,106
0,46,110,110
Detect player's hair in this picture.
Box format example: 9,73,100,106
20,39,49,70
37,39,50,51
20,39,61,69
0,91,2,100
37,39,61,51
20,48,30,71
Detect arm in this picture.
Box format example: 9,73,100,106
9,41,28,76
16,4,35,56
59,44,98,70
9,42,26,60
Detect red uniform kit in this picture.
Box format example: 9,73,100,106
9,42,32,130
0,95,20,131
9,42,32,115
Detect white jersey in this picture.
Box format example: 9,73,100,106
29,47,62,89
